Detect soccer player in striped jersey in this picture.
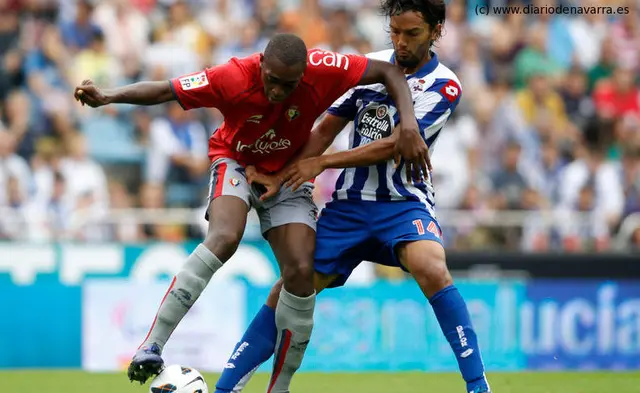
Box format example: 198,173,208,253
213,1,491,393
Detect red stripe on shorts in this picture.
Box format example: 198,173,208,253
214,163,228,198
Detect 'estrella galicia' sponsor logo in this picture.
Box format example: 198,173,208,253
357,103,394,141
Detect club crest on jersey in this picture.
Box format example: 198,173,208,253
229,178,240,187
376,105,388,119
179,71,208,91
286,106,300,121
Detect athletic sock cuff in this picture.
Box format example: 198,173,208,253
428,284,456,304
280,288,316,311
194,243,223,272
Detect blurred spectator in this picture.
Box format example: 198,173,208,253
59,0,102,54
528,138,566,206
71,29,123,88
0,175,28,239
568,0,609,70
620,145,640,222
108,180,143,242
457,37,486,104
0,130,32,208
513,24,563,90
520,188,553,252
559,66,595,131
532,0,575,71
438,0,467,71
587,35,617,93
431,110,478,210
592,61,640,119
609,0,640,73
214,19,268,65
59,133,109,220
558,140,624,242
282,0,330,48
0,4,22,100
319,8,360,54
145,102,209,207
489,140,531,211
516,71,568,139
26,170,74,241
92,0,150,66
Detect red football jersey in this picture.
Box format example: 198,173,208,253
169,49,370,173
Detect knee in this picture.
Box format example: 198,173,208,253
203,228,243,262
282,260,315,296
410,250,453,295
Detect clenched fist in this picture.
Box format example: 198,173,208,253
74,79,111,108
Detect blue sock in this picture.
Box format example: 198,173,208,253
215,305,277,393
429,285,489,392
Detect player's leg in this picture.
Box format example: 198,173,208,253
128,159,251,384
256,198,363,392
398,241,490,392
375,201,490,393
214,198,370,393
214,272,337,393
262,220,316,393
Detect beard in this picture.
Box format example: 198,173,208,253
395,53,421,68
394,43,430,69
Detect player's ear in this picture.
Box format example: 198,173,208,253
432,23,443,42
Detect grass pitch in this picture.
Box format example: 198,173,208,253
2,370,638,393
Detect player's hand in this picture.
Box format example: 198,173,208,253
282,157,324,191
394,120,431,183
74,79,110,108
246,165,281,201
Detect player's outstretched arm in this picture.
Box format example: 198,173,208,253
357,60,430,181
279,114,349,173
283,128,398,191
74,79,174,108
318,128,398,169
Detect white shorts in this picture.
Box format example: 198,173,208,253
206,158,318,235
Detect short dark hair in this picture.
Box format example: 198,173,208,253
263,33,308,67
382,0,446,28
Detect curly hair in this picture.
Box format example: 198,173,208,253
381,0,446,28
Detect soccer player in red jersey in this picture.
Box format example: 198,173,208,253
74,33,427,389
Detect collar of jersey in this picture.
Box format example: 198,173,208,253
389,50,439,79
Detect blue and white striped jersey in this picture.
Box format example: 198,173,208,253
326,49,462,216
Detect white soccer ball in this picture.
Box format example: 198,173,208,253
149,364,209,393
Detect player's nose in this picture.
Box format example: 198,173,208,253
270,86,286,101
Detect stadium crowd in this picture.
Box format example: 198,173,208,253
0,0,639,253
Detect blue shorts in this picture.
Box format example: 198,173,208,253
314,199,444,288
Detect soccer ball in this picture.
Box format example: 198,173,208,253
149,364,209,393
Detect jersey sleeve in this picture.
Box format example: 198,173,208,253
414,79,462,146
326,87,361,119
308,49,370,99
169,61,245,111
